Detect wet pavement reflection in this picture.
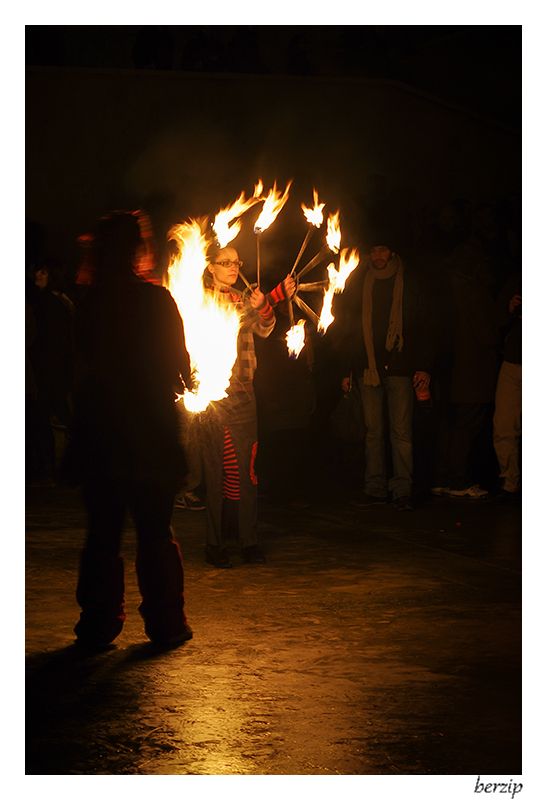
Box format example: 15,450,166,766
26,486,521,775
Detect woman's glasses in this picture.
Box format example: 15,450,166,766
213,260,243,268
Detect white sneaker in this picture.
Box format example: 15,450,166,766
431,486,449,496
175,491,205,511
447,484,488,499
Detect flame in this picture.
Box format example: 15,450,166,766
318,247,360,333
317,272,336,333
302,189,325,228
254,180,292,233
326,211,341,254
331,247,360,291
286,318,307,358
166,219,240,413
213,188,262,248
253,179,264,198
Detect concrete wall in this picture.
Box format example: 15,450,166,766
26,66,520,271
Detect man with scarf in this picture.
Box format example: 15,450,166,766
341,236,432,510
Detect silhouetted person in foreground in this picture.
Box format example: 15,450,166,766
65,211,192,648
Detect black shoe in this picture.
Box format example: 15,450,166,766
351,492,388,509
73,639,117,653
73,615,124,647
493,488,521,504
205,545,233,569
392,495,414,511
149,623,193,648
242,545,266,564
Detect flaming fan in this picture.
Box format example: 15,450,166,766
285,189,325,339
288,209,359,358
166,186,360,377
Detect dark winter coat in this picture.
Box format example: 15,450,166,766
340,261,435,380
65,279,190,488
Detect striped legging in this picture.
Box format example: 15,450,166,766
200,391,259,547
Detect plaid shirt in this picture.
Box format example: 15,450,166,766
211,287,275,392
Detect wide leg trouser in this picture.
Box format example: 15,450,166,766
493,361,522,492
75,479,187,644
176,401,203,494
434,402,489,489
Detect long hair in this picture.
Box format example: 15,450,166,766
76,210,160,286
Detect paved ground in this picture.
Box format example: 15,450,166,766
26,484,521,776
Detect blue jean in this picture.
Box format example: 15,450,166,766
360,376,414,499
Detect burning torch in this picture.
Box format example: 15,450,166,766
212,181,263,289
253,180,292,289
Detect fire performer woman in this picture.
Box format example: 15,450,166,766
65,211,193,647
200,245,295,568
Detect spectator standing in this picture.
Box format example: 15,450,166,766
27,258,74,483
493,273,522,499
174,404,206,511
254,313,315,508
341,232,433,510
431,234,500,498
